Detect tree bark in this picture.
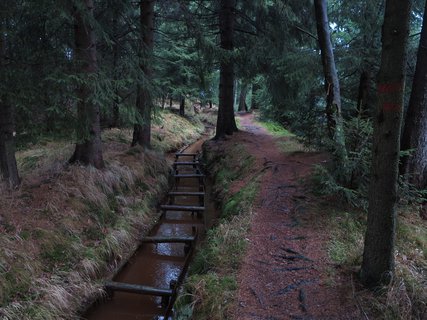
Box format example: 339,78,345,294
360,0,411,287
69,0,104,169
111,9,120,128
238,81,249,112
400,0,427,188
132,0,155,148
314,0,345,145
215,0,238,139
179,96,185,116
251,81,259,110
0,26,20,188
357,70,371,118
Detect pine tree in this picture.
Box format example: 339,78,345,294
400,0,427,188
215,0,238,139
360,0,412,287
132,0,155,148
69,0,104,169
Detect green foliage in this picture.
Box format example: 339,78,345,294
312,117,373,209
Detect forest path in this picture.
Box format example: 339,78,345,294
232,113,361,320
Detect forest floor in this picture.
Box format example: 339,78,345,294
230,113,364,319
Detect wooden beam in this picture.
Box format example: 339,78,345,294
173,161,201,166
140,236,195,243
105,281,173,297
168,191,205,196
175,153,197,157
173,174,205,178
161,205,205,212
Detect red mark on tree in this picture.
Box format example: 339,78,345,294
378,83,403,94
382,103,401,112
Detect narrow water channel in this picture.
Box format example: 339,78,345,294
84,138,215,320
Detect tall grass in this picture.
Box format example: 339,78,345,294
0,110,208,319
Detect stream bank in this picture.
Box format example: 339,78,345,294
83,133,217,319
0,111,215,320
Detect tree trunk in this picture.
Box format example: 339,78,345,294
179,96,185,116
360,0,411,288
251,81,259,110
238,81,249,112
161,95,166,109
215,0,238,139
314,0,345,146
69,0,104,169
170,95,173,109
209,100,213,108
357,70,371,118
132,0,155,148
111,10,120,128
400,0,427,188
0,27,20,188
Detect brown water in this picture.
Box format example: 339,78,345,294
84,139,214,320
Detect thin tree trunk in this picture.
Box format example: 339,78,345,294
209,100,213,108
161,95,166,109
170,95,173,109
215,0,238,139
0,26,20,188
314,0,345,147
360,0,411,287
238,81,249,112
251,82,259,110
357,70,371,118
132,0,155,148
69,0,104,169
400,0,427,188
179,96,185,116
111,10,120,128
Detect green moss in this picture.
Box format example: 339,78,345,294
257,120,294,137
222,180,258,219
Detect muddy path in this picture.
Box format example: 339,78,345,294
84,133,216,320
232,113,361,319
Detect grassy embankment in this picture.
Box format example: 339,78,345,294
0,110,211,320
176,140,259,319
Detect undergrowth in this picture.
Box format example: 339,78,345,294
0,110,208,319
326,206,427,319
175,141,260,320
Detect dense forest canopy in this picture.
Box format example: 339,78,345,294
1,0,427,317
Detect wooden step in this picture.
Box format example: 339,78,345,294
173,174,205,178
105,281,173,297
175,153,197,157
168,191,205,196
140,236,195,243
173,161,201,166
161,205,205,212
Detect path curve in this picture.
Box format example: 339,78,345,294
232,113,360,320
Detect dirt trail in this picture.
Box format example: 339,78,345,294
233,113,360,320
